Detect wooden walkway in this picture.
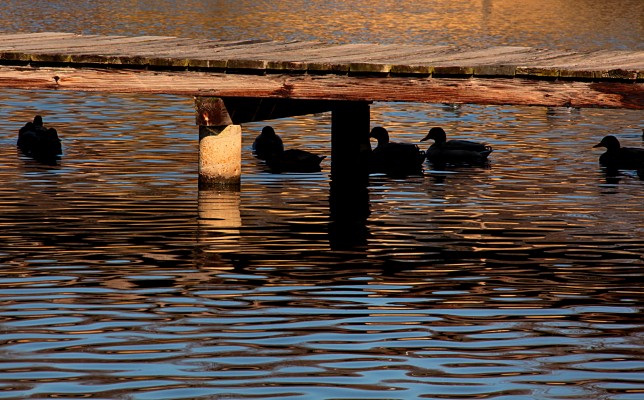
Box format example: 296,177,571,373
0,32,643,110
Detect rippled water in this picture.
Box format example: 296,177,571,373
1,1,644,399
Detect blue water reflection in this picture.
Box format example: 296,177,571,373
1,1,644,399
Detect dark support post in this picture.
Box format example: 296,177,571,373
195,97,241,190
331,101,371,183
329,101,371,249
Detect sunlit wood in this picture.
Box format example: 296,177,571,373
0,32,642,110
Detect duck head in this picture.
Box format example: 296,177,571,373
261,126,277,137
33,115,43,127
593,135,621,151
369,126,390,147
420,127,447,144
46,128,60,139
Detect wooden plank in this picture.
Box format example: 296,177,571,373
0,32,79,42
57,38,277,69
542,50,644,69
0,35,176,53
3,36,188,53
344,44,450,63
106,38,277,61
132,40,329,69
272,43,431,73
394,46,535,65
295,44,404,62
0,35,235,68
386,47,551,77
184,40,324,57
6,35,179,51
0,65,641,109
0,33,642,82
0,35,88,50
8,38,270,68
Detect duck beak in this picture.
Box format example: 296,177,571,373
420,134,430,142
592,142,604,148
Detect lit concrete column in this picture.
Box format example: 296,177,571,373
198,125,241,188
195,96,241,189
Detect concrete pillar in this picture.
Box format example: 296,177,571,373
198,125,241,189
195,96,241,189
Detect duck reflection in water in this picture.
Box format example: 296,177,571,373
252,126,326,173
368,126,425,177
421,126,492,168
17,115,62,164
593,135,644,179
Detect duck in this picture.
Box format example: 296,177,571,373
252,126,284,160
593,135,644,170
368,126,425,176
17,115,62,161
420,127,492,166
254,126,326,173
266,149,326,173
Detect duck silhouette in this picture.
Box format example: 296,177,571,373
254,126,326,173
252,126,284,160
266,148,326,173
17,115,62,161
368,126,425,176
421,127,492,166
593,135,644,171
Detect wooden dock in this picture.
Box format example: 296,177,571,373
1,32,643,188
0,32,642,109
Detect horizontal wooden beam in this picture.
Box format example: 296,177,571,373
195,96,337,125
0,65,642,109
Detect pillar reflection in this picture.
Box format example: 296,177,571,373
328,178,370,250
197,188,242,237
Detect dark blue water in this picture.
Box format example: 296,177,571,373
1,1,643,399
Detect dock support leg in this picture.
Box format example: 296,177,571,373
331,101,371,183
329,101,371,248
198,125,242,189
195,97,241,190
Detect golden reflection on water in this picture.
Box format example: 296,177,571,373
1,0,643,50
0,1,643,398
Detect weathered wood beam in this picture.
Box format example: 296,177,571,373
195,96,335,125
0,66,642,109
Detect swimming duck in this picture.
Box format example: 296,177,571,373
593,135,644,170
369,126,425,176
252,126,284,160
17,115,62,161
254,126,326,173
266,149,326,173
421,127,492,166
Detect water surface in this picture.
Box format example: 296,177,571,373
1,1,643,399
